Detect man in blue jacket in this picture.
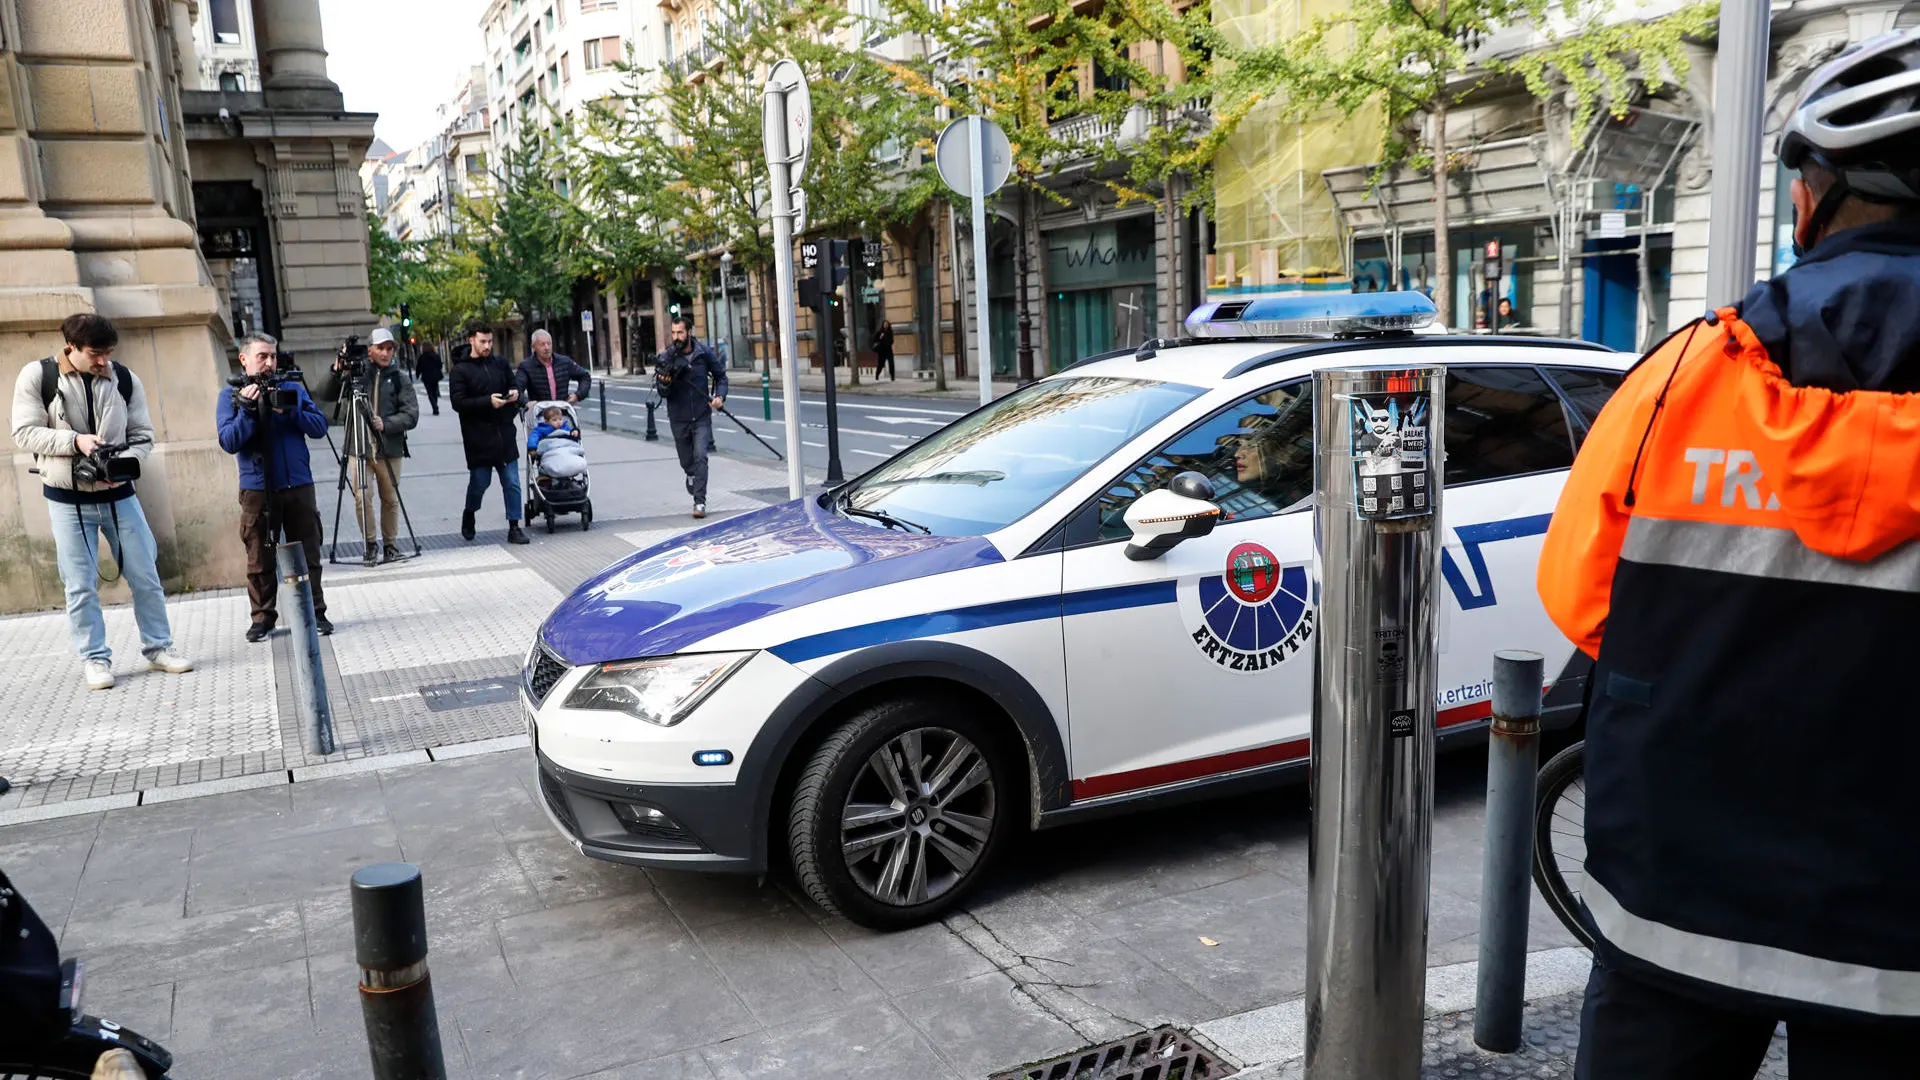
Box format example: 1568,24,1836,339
217,331,334,642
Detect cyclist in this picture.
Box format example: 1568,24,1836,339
1538,29,1920,1078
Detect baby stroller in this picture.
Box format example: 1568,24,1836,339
524,400,593,532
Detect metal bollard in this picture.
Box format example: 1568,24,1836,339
762,371,772,421
352,863,447,1080
276,542,333,756
599,388,607,432
643,397,660,441
1474,649,1545,1051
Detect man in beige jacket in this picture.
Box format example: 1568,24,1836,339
10,314,191,690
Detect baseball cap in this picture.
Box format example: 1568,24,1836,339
369,327,396,346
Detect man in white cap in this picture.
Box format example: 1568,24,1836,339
309,327,419,565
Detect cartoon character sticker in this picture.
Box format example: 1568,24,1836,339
1349,392,1432,520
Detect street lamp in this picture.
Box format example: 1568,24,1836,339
719,252,735,369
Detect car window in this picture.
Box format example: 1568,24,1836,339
1444,366,1576,484
1544,366,1625,443
1094,381,1314,541
841,375,1204,536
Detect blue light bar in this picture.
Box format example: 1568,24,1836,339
1185,292,1438,339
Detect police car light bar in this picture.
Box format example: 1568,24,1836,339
1184,292,1438,339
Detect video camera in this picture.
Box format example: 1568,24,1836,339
226,367,303,412
336,335,370,381
654,347,693,393
72,440,142,486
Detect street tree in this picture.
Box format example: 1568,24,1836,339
406,233,500,350
366,210,412,321
467,119,580,345
1239,0,1716,324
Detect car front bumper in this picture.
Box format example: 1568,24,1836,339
533,750,763,872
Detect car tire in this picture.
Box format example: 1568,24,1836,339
788,699,1012,930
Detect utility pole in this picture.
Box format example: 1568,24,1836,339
1703,4,1770,309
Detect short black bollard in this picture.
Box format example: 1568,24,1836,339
643,396,660,441
1474,649,1545,1052
277,542,333,756
598,388,608,432
352,863,447,1080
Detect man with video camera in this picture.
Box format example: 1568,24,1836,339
655,315,727,518
217,331,333,643
309,327,419,566
10,314,191,690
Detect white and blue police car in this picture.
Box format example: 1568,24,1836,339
523,293,1626,928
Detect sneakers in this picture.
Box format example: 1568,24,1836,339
507,523,530,545
461,509,476,541
147,650,193,674
246,622,273,644
692,503,706,519
83,659,114,690
381,543,402,564
363,542,378,568
316,615,335,636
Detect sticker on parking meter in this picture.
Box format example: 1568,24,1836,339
1350,391,1431,519
1389,709,1415,738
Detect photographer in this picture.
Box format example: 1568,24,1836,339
309,327,419,566
449,323,529,545
9,313,191,690
655,315,727,518
515,329,590,405
217,332,333,643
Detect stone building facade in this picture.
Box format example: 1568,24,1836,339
0,0,375,615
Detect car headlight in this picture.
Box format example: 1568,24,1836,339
561,651,754,726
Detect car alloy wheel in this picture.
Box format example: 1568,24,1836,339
839,727,996,908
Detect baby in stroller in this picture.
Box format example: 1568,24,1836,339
526,403,592,530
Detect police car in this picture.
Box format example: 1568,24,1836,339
524,293,1626,928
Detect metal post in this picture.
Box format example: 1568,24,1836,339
1703,1,1770,310
762,371,772,421
583,311,597,376
969,116,994,406
819,260,845,486
599,385,608,432
765,81,805,499
1306,366,1444,1080
643,397,660,441
277,542,333,757
1475,649,1545,1052
351,863,446,1080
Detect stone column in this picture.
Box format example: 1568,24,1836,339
172,1,203,91
254,0,339,101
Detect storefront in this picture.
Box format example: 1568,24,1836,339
1044,215,1158,371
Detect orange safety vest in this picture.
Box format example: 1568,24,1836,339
1539,308,1920,1018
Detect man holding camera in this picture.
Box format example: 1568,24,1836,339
449,323,529,544
655,315,727,518
516,329,590,406
217,332,333,643
10,314,191,689
309,328,419,566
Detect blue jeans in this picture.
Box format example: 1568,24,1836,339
465,459,522,523
49,495,173,662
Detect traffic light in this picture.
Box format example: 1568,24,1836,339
829,239,850,287
400,301,412,328
669,301,682,317
798,276,820,308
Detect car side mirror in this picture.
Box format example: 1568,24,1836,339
1123,471,1221,561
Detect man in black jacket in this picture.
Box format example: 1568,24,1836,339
516,329,591,404
655,315,727,518
417,343,443,415
448,324,528,544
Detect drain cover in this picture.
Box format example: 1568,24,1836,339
991,1026,1237,1080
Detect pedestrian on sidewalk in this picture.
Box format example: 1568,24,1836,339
449,323,528,544
871,319,896,381
309,327,418,565
1539,31,1920,1079
10,314,193,689
217,332,334,644
654,315,727,518
417,342,443,415
515,329,590,406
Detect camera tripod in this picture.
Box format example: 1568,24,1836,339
325,370,422,566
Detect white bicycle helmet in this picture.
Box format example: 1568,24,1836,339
1779,28,1920,239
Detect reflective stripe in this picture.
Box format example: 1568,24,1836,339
1586,876,1920,1016
1621,516,1920,594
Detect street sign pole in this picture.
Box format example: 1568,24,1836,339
816,245,844,486
968,117,994,406
764,61,809,499
1704,1,1769,308
581,308,596,375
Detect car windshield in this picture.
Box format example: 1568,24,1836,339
838,375,1205,536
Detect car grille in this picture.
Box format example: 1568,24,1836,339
536,764,581,837
525,646,569,705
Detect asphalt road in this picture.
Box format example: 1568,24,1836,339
588,375,977,480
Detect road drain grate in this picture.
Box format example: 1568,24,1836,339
990,1026,1237,1080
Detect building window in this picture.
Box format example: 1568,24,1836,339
583,36,622,70
218,71,243,92
561,53,571,83
548,64,559,91
581,0,619,10
465,153,483,175
544,8,556,34
514,35,532,67
209,0,242,44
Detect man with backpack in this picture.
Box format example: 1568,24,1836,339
9,313,191,690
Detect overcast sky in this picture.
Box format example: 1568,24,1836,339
320,0,487,153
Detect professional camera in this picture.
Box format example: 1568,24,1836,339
336,335,370,381
226,368,301,411
654,348,692,393
72,441,140,486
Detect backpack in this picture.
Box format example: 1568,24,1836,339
38,356,133,413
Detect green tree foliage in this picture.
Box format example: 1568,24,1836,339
405,233,500,347
366,210,412,320
1236,0,1716,322
466,120,580,343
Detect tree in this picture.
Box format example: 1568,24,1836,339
1241,0,1715,325
467,120,580,344
366,211,412,320
406,234,500,348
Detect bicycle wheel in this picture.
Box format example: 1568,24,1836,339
1533,740,1597,949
